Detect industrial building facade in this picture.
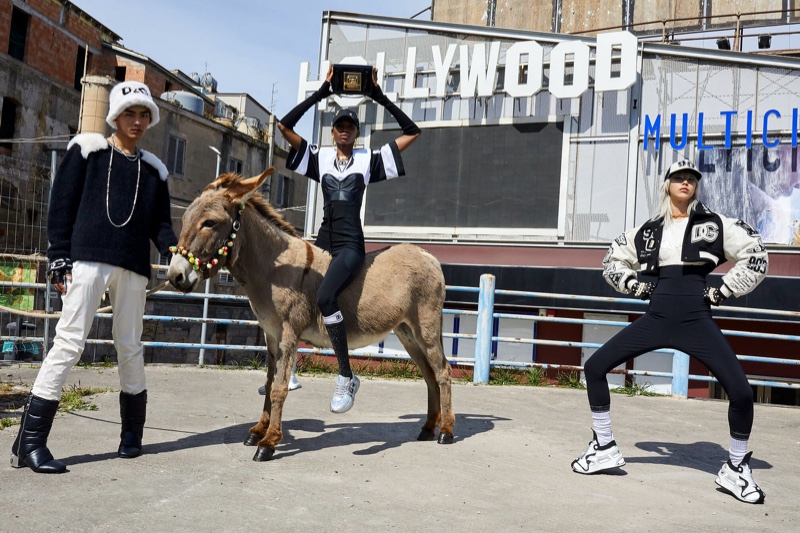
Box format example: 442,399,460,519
299,13,799,298
293,12,799,400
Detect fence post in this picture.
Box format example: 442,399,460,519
198,278,211,366
671,349,690,398
474,274,495,384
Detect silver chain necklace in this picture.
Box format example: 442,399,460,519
106,138,141,228
335,154,352,173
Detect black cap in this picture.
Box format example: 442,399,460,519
332,108,360,131
664,160,702,181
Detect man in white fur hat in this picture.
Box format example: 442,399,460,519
10,81,177,474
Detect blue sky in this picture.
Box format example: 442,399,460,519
72,0,432,137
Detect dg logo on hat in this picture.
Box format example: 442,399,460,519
106,81,160,129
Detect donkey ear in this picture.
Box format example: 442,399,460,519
223,167,275,202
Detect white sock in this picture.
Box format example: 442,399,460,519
592,410,614,447
729,437,748,467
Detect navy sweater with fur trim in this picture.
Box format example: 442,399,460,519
47,133,177,278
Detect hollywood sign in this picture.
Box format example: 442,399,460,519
296,31,638,106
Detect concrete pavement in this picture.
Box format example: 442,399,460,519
0,363,797,532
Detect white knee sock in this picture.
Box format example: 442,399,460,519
592,410,614,447
729,436,748,467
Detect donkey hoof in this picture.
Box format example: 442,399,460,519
253,446,275,461
416,428,436,441
437,432,454,445
243,434,260,447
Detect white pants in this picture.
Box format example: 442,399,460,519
32,261,148,401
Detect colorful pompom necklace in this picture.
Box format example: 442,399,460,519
170,204,245,271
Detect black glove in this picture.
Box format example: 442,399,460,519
279,81,333,130
47,258,72,285
368,80,421,136
629,280,655,300
704,286,728,306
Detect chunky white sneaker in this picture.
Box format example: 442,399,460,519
715,452,766,504
258,372,301,395
330,374,360,413
571,430,626,474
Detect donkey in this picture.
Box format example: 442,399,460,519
168,168,455,461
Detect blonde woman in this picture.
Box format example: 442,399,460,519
572,160,768,505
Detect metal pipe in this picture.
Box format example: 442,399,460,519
474,274,496,384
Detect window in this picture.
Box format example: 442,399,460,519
8,7,29,62
74,46,91,91
276,175,291,208
228,157,243,174
0,98,18,155
219,270,235,285
114,66,127,82
156,253,170,279
166,135,186,176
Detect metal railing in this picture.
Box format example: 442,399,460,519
2,267,798,400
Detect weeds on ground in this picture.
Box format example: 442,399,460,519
0,380,28,429
526,366,550,387
556,371,586,389
297,355,337,375
611,381,662,397
244,355,263,370
367,360,422,380
489,366,525,386
59,384,114,412
457,372,474,384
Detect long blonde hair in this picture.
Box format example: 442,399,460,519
651,177,701,225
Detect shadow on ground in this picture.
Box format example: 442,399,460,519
627,440,773,474
56,411,509,466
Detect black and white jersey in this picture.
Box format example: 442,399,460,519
287,139,406,253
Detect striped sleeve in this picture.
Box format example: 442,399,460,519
602,225,641,294
368,141,405,183
286,139,320,182
719,216,768,297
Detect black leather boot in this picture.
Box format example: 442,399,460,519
10,394,67,473
118,390,147,458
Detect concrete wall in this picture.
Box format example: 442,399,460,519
431,0,490,27
432,0,798,35
0,54,79,162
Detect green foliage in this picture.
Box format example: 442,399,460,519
368,360,422,380
58,384,114,412
296,354,337,375
526,366,550,387
489,366,525,386
245,355,263,370
611,381,663,397
556,371,585,389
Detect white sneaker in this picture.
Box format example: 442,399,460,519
258,372,301,395
289,372,302,391
571,430,626,474
715,452,766,504
330,374,360,413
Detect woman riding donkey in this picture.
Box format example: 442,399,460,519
572,159,768,504
11,81,177,473
277,65,420,413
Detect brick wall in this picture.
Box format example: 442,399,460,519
0,0,13,52
1,0,112,87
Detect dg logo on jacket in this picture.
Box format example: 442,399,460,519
691,222,719,243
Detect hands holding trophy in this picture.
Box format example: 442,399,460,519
330,64,377,96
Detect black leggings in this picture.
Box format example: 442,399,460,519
316,247,365,318
583,267,754,440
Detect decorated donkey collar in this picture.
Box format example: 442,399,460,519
170,204,245,271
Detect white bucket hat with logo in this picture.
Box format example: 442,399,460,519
106,81,160,129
